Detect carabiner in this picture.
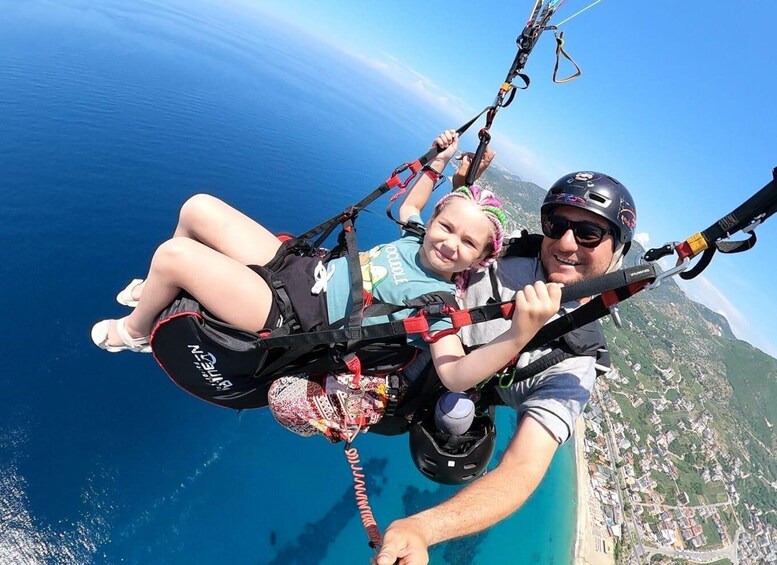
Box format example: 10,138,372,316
645,257,691,291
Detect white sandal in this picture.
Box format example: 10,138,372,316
116,278,144,307
91,317,151,353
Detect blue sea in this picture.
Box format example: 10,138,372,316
0,1,576,563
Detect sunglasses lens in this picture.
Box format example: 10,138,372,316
541,215,608,248
542,217,567,239
575,224,605,245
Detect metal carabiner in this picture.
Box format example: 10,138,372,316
741,213,766,235
644,257,692,291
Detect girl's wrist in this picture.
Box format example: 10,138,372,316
430,155,449,169
422,164,444,182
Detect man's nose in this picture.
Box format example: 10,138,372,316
557,228,579,250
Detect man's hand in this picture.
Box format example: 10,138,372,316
375,518,430,565
452,149,495,188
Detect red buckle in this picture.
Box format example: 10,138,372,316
403,306,459,344
344,354,362,388
676,241,694,260
387,160,423,202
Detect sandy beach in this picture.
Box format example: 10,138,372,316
573,417,614,565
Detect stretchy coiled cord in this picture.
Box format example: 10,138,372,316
345,446,382,550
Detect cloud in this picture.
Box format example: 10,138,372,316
487,131,556,187
351,51,473,122
346,51,563,185
633,232,650,247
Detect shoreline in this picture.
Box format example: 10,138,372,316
573,417,614,564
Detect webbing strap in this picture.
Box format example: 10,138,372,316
498,347,573,388
552,30,582,83
296,112,485,247
678,169,777,280
258,263,658,355
343,219,364,339
463,1,564,187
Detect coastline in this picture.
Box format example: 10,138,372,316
573,417,614,565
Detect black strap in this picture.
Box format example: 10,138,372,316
382,374,404,418
699,171,777,243
551,29,582,83
504,347,573,384
678,169,777,280
464,1,563,187
342,218,365,340
256,263,657,366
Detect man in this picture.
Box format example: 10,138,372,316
376,171,637,565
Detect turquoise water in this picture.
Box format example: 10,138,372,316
0,1,575,562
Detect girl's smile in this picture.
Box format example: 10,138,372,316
420,198,493,278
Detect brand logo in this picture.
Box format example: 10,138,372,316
188,345,232,391
384,244,409,285
574,172,594,182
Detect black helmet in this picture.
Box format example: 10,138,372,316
409,410,496,485
542,171,637,246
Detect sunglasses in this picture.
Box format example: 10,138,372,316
541,214,613,248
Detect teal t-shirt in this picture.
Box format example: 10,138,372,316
324,216,456,348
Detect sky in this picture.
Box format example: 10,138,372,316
239,0,777,356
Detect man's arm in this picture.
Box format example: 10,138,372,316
376,415,560,565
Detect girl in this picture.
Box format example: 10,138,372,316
91,131,562,395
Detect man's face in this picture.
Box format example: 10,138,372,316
540,205,616,285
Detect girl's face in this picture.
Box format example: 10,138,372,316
420,198,493,278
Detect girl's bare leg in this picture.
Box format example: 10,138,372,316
173,193,282,265
125,194,282,302
104,237,275,346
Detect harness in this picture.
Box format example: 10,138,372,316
369,232,617,432
489,232,609,386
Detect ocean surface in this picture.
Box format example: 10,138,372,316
0,1,576,563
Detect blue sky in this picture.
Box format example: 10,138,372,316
241,0,777,355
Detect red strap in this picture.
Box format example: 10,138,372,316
387,160,424,201
601,289,620,309
676,241,694,260
449,310,473,327
344,354,362,388
402,315,431,335
601,281,652,308
407,160,422,174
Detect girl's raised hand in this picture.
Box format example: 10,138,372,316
430,129,459,165
510,281,563,341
